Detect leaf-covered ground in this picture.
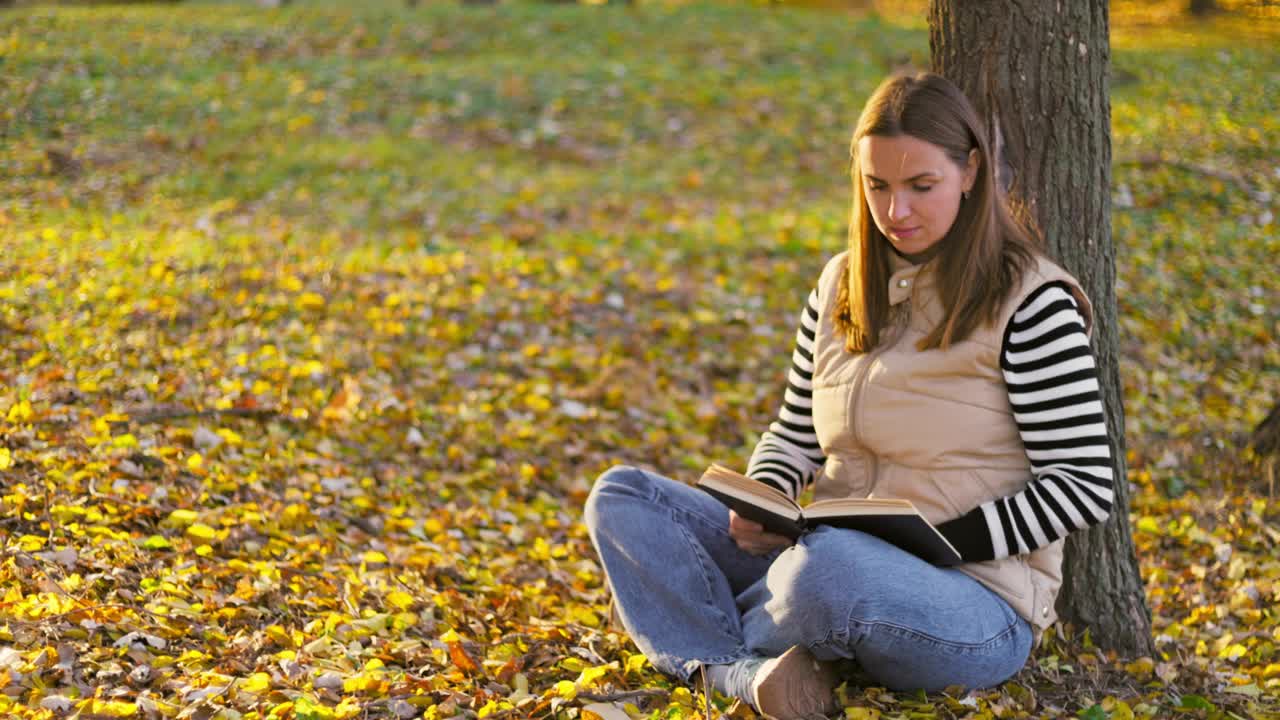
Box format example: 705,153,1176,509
0,1,1277,718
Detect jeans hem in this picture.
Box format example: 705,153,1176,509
677,652,755,682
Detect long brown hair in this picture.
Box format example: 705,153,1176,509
834,72,1040,352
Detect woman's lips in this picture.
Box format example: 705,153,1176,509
890,226,920,239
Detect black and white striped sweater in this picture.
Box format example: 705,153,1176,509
746,281,1115,563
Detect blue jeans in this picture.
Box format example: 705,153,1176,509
583,465,1033,691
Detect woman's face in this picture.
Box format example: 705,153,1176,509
857,133,978,258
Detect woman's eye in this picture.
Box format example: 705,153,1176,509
913,185,934,192
868,184,886,192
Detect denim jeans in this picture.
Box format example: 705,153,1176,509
583,465,1033,691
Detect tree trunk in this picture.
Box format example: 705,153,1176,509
1250,402,1279,498
929,0,1155,656
1250,402,1280,458
1189,0,1218,16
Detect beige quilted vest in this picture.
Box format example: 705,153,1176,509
809,250,1094,635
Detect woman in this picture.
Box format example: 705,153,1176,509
584,72,1115,719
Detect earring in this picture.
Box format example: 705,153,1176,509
962,190,971,201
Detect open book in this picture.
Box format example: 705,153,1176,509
696,464,963,567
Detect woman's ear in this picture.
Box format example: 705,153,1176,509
963,148,980,193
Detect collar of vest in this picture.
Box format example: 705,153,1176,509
888,251,928,306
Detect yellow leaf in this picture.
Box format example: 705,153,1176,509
334,697,362,720
554,680,578,700
1218,643,1248,661
693,308,718,324
16,535,45,552
6,399,32,423
362,550,388,564
281,503,314,528
78,699,137,718
624,654,648,675
298,291,325,309
294,695,336,720
265,625,296,648
669,687,693,707
215,425,241,443
576,662,618,689
187,523,217,541
531,537,551,561
570,605,600,627
1136,516,1161,535
167,509,198,526
1123,657,1155,678
91,413,129,437
1102,697,1135,720
0,448,11,470
243,672,273,693
111,433,138,449
386,590,415,612
846,709,881,720
290,359,327,378
343,673,383,693
187,453,204,470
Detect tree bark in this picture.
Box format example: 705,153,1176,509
1250,402,1280,458
929,0,1154,656
1189,0,1219,16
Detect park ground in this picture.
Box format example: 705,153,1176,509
0,0,1278,718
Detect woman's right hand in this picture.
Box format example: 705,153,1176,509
728,510,793,555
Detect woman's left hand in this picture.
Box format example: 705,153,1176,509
728,511,793,555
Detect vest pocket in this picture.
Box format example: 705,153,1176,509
922,469,965,519
813,453,872,502
1029,571,1055,629
965,469,1000,499
965,554,1030,603
811,383,854,455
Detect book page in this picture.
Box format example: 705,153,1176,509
804,497,917,518
698,465,802,521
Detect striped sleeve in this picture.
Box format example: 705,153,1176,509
936,282,1115,562
745,288,827,499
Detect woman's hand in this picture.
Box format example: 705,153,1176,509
729,511,793,555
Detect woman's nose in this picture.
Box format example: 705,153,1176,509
889,193,911,221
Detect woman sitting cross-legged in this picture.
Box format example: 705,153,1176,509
584,72,1115,720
